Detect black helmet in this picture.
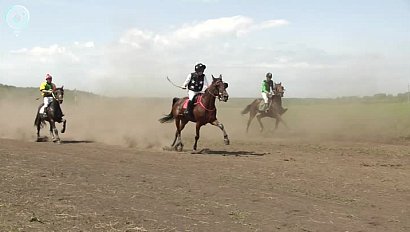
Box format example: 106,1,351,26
266,72,272,78
195,63,206,71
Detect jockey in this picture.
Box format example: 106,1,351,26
261,72,274,112
39,74,56,116
181,63,209,116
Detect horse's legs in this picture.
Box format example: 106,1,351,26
36,118,41,142
174,119,188,151
49,122,54,140
256,114,264,132
49,120,60,143
171,119,180,147
246,111,257,133
61,119,67,133
212,120,230,145
193,123,202,151
274,114,289,130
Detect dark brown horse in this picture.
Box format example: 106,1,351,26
241,82,288,132
159,75,229,152
34,87,67,143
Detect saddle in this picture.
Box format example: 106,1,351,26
182,94,201,109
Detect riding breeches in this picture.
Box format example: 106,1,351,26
188,90,202,101
261,92,269,104
40,97,53,114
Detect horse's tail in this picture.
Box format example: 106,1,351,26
159,97,179,123
34,113,40,126
241,99,258,115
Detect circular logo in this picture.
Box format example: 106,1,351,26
6,5,30,31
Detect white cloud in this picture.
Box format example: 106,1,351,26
2,15,408,98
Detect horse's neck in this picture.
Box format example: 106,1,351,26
272,95,282,102
201,90,216,107
50,99,62,115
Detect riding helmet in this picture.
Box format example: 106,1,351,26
45,74,53,80
266,72,272,79
195,63,206,71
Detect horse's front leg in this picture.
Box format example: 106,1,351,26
50,120,60,143
193,123,202,151
256,114,264,132
211,120,230,145
61,118,67,133
274,113,289,130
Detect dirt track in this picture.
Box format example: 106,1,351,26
0,98,410,231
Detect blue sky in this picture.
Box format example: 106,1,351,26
0,0,409,97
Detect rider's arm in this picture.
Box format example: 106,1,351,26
40,82,52,94
202,74,209,90
181,74,191,89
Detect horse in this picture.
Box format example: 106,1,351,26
241,82,288,133
159,75,230,152
34,87,67,143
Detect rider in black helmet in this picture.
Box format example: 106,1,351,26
181,63,209,117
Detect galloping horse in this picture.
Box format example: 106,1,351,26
241,82,288,132
159,75,230,152
34,87,67,143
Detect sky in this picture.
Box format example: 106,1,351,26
0,0,409,98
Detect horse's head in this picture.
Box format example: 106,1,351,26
209,74,229,102
274,82,285,97
53,86,64,104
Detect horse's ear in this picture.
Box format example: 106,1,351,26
61,85,64,89
219,74,222,79
224,82,228,89
212,75,215,81
279,82,281,85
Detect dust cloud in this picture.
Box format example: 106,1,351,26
1,94,409,148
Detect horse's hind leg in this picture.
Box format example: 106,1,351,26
246,111,257,133
256,114,264,132
212,120,230,145
173,119,187,151
36,121,41,142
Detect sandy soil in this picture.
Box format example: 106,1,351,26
0,97,409,231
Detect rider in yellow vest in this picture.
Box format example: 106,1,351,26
39,74,56,117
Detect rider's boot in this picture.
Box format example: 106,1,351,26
184,100,191,116
184,100,194,117
264,103,270,113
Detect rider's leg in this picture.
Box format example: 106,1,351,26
40,97,50,114
261,92,269,112
184,91,195,116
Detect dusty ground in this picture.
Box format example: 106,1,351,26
0,97,409,231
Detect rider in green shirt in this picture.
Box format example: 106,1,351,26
261,72,274,112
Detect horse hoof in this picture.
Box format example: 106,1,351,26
224,139,230,145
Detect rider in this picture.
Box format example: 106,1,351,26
39,73,56,117
181,63,209,116
261,72,274,112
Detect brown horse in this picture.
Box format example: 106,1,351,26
34,87,67,143
241,82,288,132
159,75,230,152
